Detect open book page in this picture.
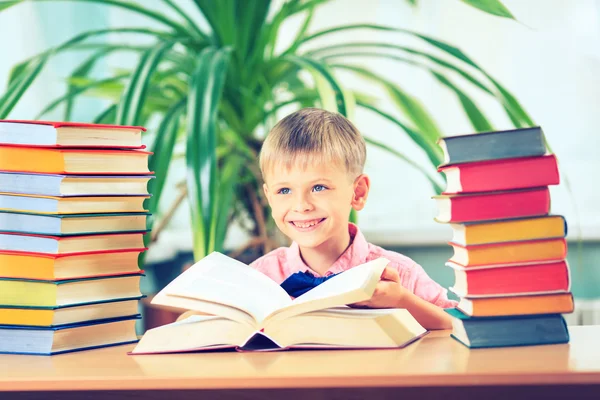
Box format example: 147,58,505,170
131,315,255,354
263,307,427,349
150,295,256,326
153,252,292,324
259,257,389,328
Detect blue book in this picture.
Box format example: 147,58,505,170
438,126,546,166
0,315,140,355
0,210,149,236
445,308,569,349
0,172,153,196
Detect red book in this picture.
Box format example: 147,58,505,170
434,187,550,223
448,260,570,297
439,154,559,194
0,120,145,148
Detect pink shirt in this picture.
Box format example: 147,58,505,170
250,223,457,309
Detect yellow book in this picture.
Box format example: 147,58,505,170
450,215,566,246
457,292,574,317
0,274,142,307
449,238,567,267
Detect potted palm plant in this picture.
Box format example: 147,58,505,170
0,0,529,287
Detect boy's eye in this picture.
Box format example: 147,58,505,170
277,188,290,195
312,184,327,192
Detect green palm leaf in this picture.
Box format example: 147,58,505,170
460,0,516,20
35,74,128,119
358,100,444,194
93,104,117,124
431,72,493,132
0,0,20,11
332,64,443,167
117,41,174,126
186,47,231,260
284,55,349,116
0,56,46,119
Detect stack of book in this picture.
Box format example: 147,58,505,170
434,126,573,349
0,120,153,355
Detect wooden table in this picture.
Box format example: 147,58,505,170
1,326,599,399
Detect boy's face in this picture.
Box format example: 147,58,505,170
263,161,369,250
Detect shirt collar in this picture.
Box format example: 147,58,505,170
285,223,370,276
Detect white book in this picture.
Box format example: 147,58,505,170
132,252,427,353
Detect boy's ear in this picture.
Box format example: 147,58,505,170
351,174,370,211
263,183,272,206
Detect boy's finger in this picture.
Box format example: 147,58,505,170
348,301,370,309
381,266,400,282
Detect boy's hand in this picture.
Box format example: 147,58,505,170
349,266,406,309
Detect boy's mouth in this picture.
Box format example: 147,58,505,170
290,218,326,229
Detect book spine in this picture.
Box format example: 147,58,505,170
458,155,559,193
452,188,550,222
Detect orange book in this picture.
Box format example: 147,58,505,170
0,146,151,174
0,250,143,280
457,292,574,317
0,298,141,327
449,238,567,267
450,215,567,246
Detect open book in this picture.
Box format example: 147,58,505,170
132,252,427,353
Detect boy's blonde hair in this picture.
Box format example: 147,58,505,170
259,108,366,178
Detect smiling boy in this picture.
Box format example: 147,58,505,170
252,108,456,330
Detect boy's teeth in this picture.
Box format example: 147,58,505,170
293,219,321,228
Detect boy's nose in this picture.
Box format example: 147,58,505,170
292,194,314,212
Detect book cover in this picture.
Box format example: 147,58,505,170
448,260,570,297
0,231,147,255
449,238,567,267
0,249,143,280
0,315,140,355
0,210,149,235
0,273,144,307
0,172,153,196
453,292,574,317
0,192,149,214
434,187,551,223
449,215,567,246
0,120,145,148
439,154,559,194
0,146,152,174
438,126,547,166
445,308,569,349
0,297,143,327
